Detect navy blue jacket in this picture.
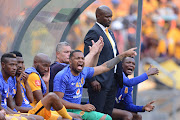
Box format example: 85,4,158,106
84,23,123,89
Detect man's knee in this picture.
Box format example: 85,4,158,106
135,114,142,120
124,112,133,120
47,92,59,100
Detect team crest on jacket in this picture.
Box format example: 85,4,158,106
76,78,84,87
81,78,84,84
13,89,16,95
125,87,128,94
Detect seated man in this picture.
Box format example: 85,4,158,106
12,38,103,117
112,57,159,120
50,36,104,92
54,48,137,120
9,51,34,113
0,53,44,120
25,53,81,120
8,71,34,114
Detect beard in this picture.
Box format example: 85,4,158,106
16,72,21,77
70,66,82,75
36,65,44,77
16,68,22,77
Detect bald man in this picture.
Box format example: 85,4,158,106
84,5,123,115
25,53,80,120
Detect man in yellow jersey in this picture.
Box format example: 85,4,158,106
10,51,79,120
25,53,80,120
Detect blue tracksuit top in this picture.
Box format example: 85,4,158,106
114,72,148,112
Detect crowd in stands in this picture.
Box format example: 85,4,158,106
1,0,180,64
0,0,40,56
67,0,180,65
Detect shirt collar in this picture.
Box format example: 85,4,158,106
96,22,107,31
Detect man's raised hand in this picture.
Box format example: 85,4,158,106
146,65,159,76
143,101,155,112
123,47,137,57
89,36,104,55
17,72,28,83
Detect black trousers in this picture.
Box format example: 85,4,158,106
88,85,117,115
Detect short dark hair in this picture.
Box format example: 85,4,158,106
10,51,22,57
1,53,16,63
69,50,82,58
122,56,135,63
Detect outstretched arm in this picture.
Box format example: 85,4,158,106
85,36,104,67
146,65,159,76
123,73,148,87
93,48,137,77
123,65,159,87
123,88,145,112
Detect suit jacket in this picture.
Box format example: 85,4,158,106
84,23,123,89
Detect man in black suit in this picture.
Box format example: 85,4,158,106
84,5,123,115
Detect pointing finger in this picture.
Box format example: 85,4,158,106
149,101,155,104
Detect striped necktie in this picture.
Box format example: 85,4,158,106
105,28,114,48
